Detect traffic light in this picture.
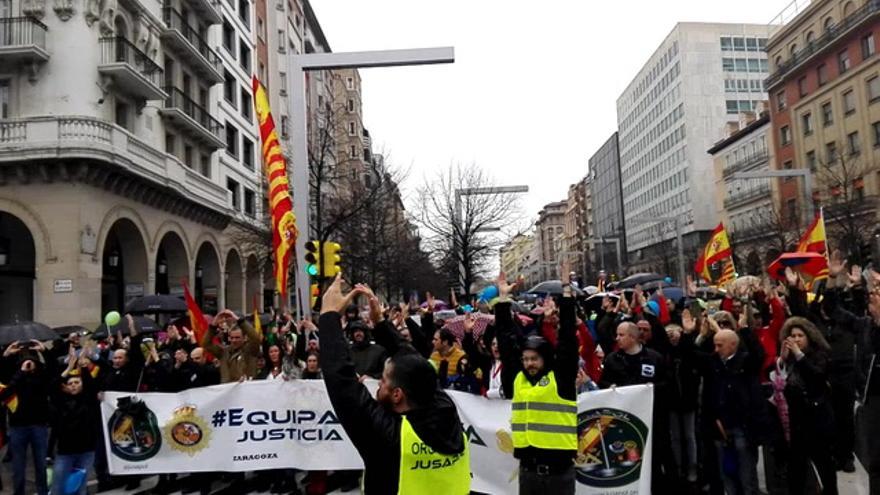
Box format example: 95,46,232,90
304,240,321,277
322,242,342,277
310,283,320,309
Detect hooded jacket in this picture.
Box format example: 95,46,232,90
320,312,466,494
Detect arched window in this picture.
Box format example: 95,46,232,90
806,31,815,45
843,1,856,17
824,16,835,32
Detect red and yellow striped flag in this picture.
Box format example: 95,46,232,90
717,257,737,286
252,77,298,302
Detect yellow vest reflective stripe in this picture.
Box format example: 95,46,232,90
398,415,471,495
511,371,578,450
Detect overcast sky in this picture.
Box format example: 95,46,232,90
311,0,788,227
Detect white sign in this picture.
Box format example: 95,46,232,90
102,381,654,494
54,279,73,293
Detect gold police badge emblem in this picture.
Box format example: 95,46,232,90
163,405,211,456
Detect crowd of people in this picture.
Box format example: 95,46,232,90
0,249,878,494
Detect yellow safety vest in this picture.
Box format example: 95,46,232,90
398,415,471,495
511,370,578,450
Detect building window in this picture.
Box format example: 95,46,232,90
869,76,880,102
225,121,238,157
826,141,837,162
726,100,739,114
873,121,880,147
346,77,354,90
257,17,265,41
184,145,193,167
244,189,255,217
786,198,797,222
222,20,235,54
722,58,734,71
240,88,251,120
817,64,828,85
844,90,856,115
863,33,876,59
242,137,254,169
239,43,251,72
776,90,786,110
279,72,287,94
806,150,817,171
259,63,267,84
802,112,813,135
822,102,833,125
347,98,354,112
0,79,8,118
734,37,746,51
735,58,748,71
780,125,791,146
798,76,808,97
278,30,285,52
238,0,250,26
165,133,175,154
224,71,236,106
848,131,861,155
348,121,356,135
721,37,733,51
281,116,289,138
200,154,210,178
115,102,131,131
349,144,356,158
824,16,834,33
838,49,851,73
227,178,240,210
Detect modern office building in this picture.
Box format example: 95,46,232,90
588,132,627,276
617,22,771,275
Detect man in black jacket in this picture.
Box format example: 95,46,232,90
320,275,470,494
347,321,387,379
497,275,578,494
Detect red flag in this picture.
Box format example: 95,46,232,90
182,281,208,349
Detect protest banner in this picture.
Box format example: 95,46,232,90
102,380,652,494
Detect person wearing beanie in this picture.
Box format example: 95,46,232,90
347,321,387,380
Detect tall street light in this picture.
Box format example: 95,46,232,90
289,47,454,318
454,185,528,294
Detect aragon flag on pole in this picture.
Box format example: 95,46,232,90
252,76,298,303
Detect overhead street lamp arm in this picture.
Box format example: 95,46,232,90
295,47,455,70
731,169,814,223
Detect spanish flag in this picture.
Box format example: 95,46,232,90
797,209,829,280
694,223,734,284
0,382,18,413
182,280,208,350
253,76,298,302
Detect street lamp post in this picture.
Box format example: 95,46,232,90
731,169,814,226
628,217,686,286
289,47,454,318
584,236,623,276
453,186,528,294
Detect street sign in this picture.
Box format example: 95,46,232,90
54,279,73,293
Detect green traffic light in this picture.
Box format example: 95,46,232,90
306,264,319,276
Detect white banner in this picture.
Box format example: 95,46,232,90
102,381,652,494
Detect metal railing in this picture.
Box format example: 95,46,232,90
0,16,47,50
722,151,770,178
766,0,880,87
99,37,163,87
162,7,223,74
162,87,223,141
724,184,772,209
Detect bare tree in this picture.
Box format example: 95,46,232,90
814,142,877,263
417,164,523,295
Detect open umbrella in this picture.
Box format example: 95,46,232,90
767,252,828,281
52,325,90,338
584,292,620,313
615,273,665,289
124,294,187,315
444,313,494,342
93,316,160,339
245,312,274,327
420,300,449,310
526,280,584,296
0,321,58,346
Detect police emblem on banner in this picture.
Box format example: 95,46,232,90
574,407,649,488
107,396,162,462
163,405,211,456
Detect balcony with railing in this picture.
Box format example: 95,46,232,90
0,16,49,66
766,0,880,88
724,183,772,209
159,87,225,148
185,0,223,25
722,151,770,179
98,37,166,101
160,7,224,83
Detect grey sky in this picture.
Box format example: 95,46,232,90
312,0,787,226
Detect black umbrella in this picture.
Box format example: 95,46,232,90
526,280,585,296
52,325,90,338
0,321,58,346
93,316,160,339
615,272,665,289
124,294,188,315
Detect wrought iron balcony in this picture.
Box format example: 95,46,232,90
722,151,770,179
98,37,166,101
0,16,49,66
767,0,880,88
160,87,225,149
160,7,224,83
724,184,772,210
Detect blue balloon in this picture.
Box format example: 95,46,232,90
664,276,673,284
478,285,498,303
